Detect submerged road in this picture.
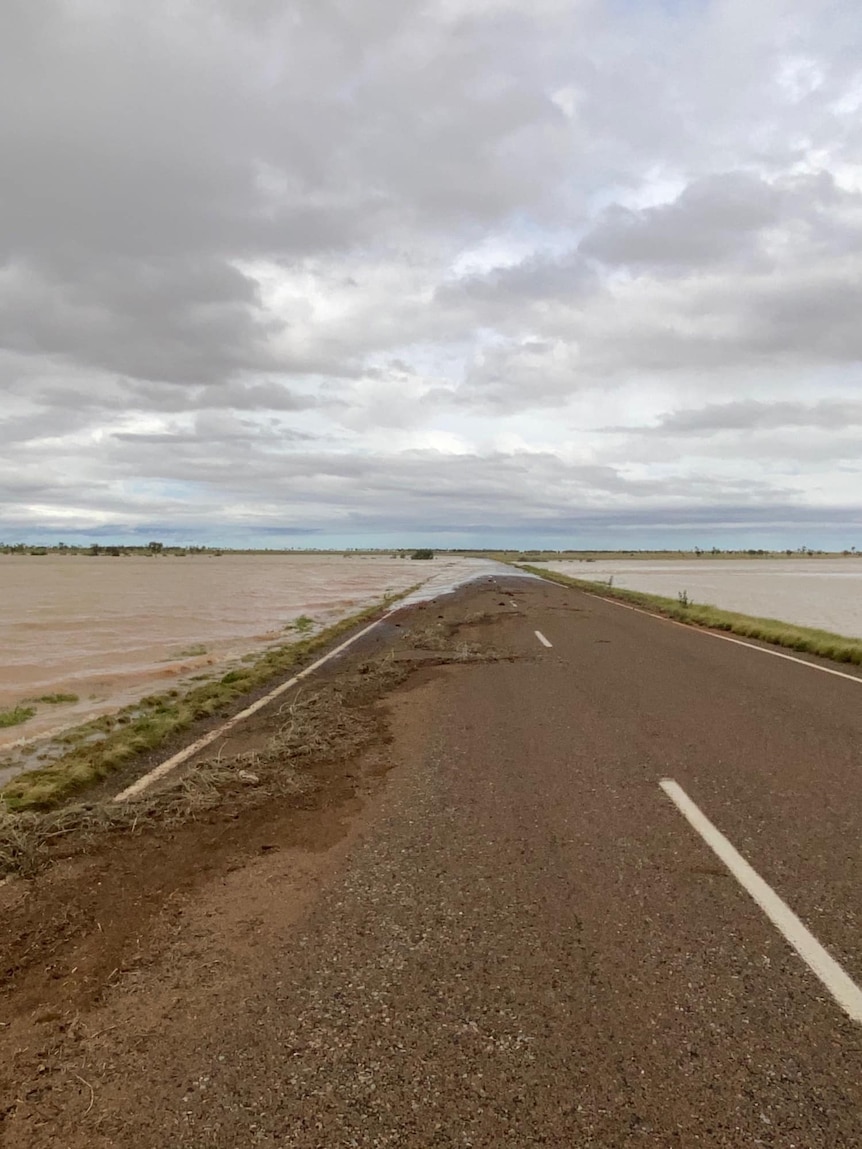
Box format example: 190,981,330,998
18,574,862,1147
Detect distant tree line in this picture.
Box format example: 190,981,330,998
0,541,224,557
1,543,859,559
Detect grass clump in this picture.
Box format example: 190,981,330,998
0,706,36,729
518,564,862,666
0,590,413,813
286,614,315,634
35,693,79,705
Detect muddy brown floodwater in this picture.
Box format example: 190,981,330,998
0,554,437,753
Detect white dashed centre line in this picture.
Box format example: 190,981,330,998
534,630,553,648
660,778,862,1023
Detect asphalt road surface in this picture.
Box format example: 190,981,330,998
7,574,862,1147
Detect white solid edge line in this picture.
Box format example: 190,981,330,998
534,630,553,648
585,591,862,687
660,778,862,1024
114,616,386,801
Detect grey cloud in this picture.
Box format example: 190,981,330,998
431,168,862,406
103,437,786,510
1,392,843,544
0,441,793,533
580,172,781,268
0,0,578,256
0,406,97,444
0,258,279,384
110,409,314,445
437,251,596,308
458,340,585,411
2,0,862,544
657,395,862,432
742,272,862,362
552,253,862,382
198,381,325,411
635,399,862,435
38,378,320,416
604,426,862,468
0,0,585,394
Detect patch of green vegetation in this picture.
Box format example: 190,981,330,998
0,706,36,729
0,588,415,813
286,614,315,634
518,565,862,666
35,693,79,705
410,549,435,560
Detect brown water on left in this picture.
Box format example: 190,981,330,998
0,554,424,753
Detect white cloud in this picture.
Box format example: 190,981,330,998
1,0,861,547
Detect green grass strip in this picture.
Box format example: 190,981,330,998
1,590,415,813
517,564,862,667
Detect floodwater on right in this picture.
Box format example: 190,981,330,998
541,558,862,638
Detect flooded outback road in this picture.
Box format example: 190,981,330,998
3,573,862,1147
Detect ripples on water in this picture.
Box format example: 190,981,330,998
0,554,440,749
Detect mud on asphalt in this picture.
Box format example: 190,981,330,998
0,579,525,1140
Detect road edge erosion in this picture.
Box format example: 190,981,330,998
515,563,862,669
0,589,420,813
0,571,525,889
0,559,533,814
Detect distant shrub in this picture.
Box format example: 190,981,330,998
410,549,435,560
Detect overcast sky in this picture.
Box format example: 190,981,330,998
2,0,861,549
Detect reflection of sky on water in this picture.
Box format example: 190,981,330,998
544,560,862,638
